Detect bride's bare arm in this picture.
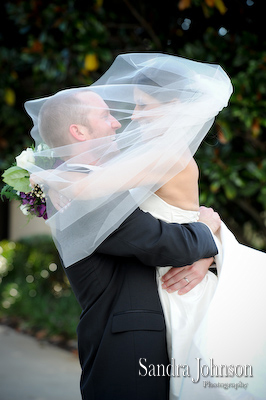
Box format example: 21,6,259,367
31,160,181,200
30,149,192,201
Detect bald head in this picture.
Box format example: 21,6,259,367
38,90,102,148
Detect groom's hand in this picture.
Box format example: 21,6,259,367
161,257,214,295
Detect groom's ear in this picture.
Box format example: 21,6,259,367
69,124,88,141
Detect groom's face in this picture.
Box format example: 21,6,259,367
77,92,121,141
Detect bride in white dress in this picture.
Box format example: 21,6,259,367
132,87,221,398
139,166,266,400
139,180,219,399
132,86,266,400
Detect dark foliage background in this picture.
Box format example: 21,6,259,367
0,236,80,342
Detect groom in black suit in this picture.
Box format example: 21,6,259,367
37,90,219,400
64,206,218,400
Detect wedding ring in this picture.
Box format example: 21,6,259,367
184,277,189,283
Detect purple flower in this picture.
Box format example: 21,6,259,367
18,188,47,220
37,204,46,216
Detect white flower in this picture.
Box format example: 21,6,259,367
36,143,49,152
16,148,35,169
20,204,30,215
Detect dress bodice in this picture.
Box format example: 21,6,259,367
140,193,200,224
140,193,201,279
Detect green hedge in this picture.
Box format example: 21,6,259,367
0,235,81,340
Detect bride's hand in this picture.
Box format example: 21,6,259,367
161,257,214,295
48,188,71,211
198,206,221,234
29,173,41,188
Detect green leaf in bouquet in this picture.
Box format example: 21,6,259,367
0,184,20,201
2,166,31,193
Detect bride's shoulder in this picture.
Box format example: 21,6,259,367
184,158,199,175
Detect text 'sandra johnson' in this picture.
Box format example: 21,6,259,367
139,357,253,383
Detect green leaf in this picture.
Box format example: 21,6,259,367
0,184,20,202
224,183,237,199
210,181,220,193
2,166,31,193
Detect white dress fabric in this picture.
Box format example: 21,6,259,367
140,193,266,400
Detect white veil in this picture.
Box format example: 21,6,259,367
24,53,233,267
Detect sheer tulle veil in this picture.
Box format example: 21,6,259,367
24,53,233,267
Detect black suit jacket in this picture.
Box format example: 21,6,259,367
63,207,217,400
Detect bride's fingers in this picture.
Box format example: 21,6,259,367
60,196,71,207
30,173,44,186
58,197,71,212
49,189,71,211
54,199,71,212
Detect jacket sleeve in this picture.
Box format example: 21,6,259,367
97,208,218,268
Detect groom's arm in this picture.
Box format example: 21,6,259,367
97,207,218,268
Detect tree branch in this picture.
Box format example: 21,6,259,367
234,198,266,238
122,0,162,49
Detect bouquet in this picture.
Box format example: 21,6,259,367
1,146,48,220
